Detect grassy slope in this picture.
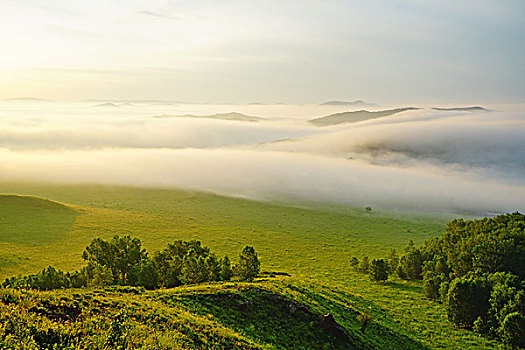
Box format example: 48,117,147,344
0,195,77,245
0,182,497,349
1,277,431,349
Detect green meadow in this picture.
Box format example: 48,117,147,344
0,182,497,349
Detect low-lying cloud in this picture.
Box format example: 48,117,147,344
0,118,319,150
263,109,525,182
0,102,524,214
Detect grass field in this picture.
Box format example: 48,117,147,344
0,277,436,349
0,181,497,349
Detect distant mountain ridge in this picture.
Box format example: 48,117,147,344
309,107,418,126
432,106,487,112
93,102,121,108
320,100,378,107
153,112,263,122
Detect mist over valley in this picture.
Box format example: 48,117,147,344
1,100,523,214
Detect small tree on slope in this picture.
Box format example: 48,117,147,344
234,246,260,282
369,259,388,282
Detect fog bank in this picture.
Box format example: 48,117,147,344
0,101,524,213
1,147,524,213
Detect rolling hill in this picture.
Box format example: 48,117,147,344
93,102,121,108
0,276,436,349
0,182,498,349
0,195,77,246
309,108,418,126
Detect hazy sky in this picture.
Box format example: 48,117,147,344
0,0,523,104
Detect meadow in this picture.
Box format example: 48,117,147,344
0,181,499,349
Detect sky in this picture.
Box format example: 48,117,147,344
0,0,524,104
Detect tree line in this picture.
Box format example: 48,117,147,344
351,212,525,348
3,236,261,290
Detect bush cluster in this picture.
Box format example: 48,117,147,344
394,212,525,348
350,212,525,347
3,236,260,291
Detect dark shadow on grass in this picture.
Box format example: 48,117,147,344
161,283,431,350
300,284,430,350
383,281,422,293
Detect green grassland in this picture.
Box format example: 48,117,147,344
0,277,435,349
0,182,498,349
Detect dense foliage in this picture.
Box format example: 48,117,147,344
393,212,525,347
369,259,388,282
233,246,260,282
3,235,260,291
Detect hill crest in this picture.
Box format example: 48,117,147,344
309,107,418,126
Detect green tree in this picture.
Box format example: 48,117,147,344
130,258,159,289
234,246,260,281
422,256,450,301
396,264,407,279
399,246,424,280
112,235,147,284
359,256,369,273
439,281,450,303
387,249,399,274
68,269,87,288
441,212,525,279
32,266,70,291
446,274,491,328
154,240,210,287
501,312,525,348
422,271,441,301
369,259,388,282
350,257,359,270
82,235,146,284
205,255,221,281
181,251,208,284
87,263,113,287
219,256,233,281
410,212,525,344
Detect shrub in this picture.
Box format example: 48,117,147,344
395,265,407,279
82,235,147,285
422,272,441,301
359,256,369,273
357,311,373,332
501,312,525,348
386,249,399,274
219,256,233,281
399,246,424,280
234,246,260,281
369,259,388,282
181,253,209,284
5,237,264,292
87,263,113,287
105,309,129,349
154,240,219,287
130,258,159,289
446,274,491,328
